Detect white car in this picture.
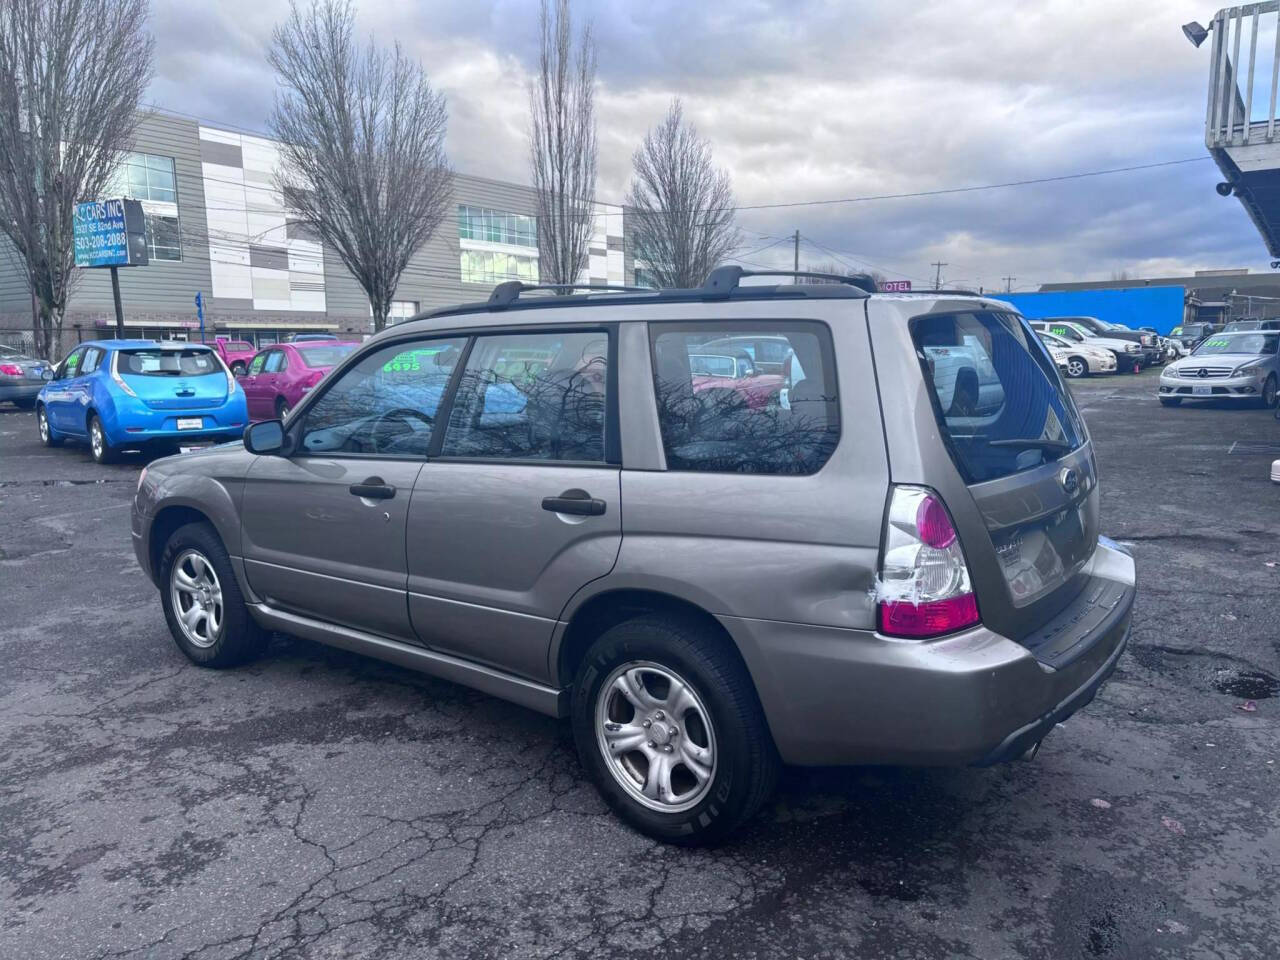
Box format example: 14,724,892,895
1036,330,1117,379
1029,321,1143,372
1158,330,1280,407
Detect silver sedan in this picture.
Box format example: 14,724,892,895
1158,331,1280,407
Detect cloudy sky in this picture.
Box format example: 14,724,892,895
148,0,1264,290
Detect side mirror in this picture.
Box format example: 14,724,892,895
244,419,285,455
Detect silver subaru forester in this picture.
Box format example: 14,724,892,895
132,268,1136,845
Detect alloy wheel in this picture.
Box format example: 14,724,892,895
1067,359,1085,378
1266,377,1278,409
90,420,104,459
595,661,717,813
38,409,49,443
169,549,224,649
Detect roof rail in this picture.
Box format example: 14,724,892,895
702,265,875,296
487,281,654,308
890,288,989,297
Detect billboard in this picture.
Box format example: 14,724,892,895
880,279,912,292
73,198,149,268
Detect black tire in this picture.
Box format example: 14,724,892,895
159,521,267,668
571,615,779,846
36,405,62,446
87,413,117,464
1262,374,1277,410
1159,397,1181,407
1065,356,1087,379
230,362,246,376
275,396,291,420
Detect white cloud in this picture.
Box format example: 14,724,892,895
147,0,1274,286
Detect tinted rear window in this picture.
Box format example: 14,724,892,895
912,311,1086,484
119,349,222,377
298,344,356,368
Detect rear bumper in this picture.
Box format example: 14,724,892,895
727,538,1135,767
103,395,248,445
0,382,44,401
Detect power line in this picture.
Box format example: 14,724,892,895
798,235,931,284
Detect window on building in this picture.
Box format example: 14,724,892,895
369,301,420,324
460,250,539,285
106,152,181,262
457,205,537,248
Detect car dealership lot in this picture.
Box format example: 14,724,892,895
1,370,1278,960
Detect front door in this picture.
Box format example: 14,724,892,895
45,346,87,432
239,351,270,420
239,335,467,640
406,329,621,683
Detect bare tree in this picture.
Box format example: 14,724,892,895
528,0,597,290
626,99,740,289
269,0,452,333
0,0,153,359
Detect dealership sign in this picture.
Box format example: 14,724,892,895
880,279,912,292
73,198,149,268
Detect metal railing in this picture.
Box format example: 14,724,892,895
1206,2,1280,146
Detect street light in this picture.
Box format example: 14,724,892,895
1182,20,1210,48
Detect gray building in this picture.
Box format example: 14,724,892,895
0,109,629,351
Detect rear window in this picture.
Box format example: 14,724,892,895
650,321,839,475
298,344,356,368
912,311,1086,484
118,349,222,377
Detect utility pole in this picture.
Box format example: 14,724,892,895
793,230,801,282
931,261,947,290
1002,276,1016,293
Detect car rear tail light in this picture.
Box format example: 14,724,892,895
109,354,138,397
0,363,22,376
877,485,980,639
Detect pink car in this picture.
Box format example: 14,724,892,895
239,340,359,420
213,338,258,375
689,352,784,410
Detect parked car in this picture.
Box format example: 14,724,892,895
1035,330,1117,378
1028,320,1144,372
1157,330,1280,407
213,337,257,375
282,332,339,342
1039,316,1159,367
238,340,359,420
1169,321,1220,354
1223,318,1280,332
0,343,54,408
37,340,247,463
694,334,794,375
133,270,1135,844
688,352,785,409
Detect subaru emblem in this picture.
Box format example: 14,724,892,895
1059,467,1080,496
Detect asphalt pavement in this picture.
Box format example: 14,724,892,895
1,369,1278,960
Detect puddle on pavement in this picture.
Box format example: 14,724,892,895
1214,669,1279,700
0,478,131,487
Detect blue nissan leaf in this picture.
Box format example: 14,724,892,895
36,340,248,463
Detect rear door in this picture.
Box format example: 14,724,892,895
405,328,621,682
878,305,1099,641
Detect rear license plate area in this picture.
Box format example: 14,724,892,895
176,417,204,430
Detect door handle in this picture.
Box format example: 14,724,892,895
542,488,606,516
349,477,396,500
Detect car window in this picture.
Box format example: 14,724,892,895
80,347,103,375
913,311,1086,484
264,350,287,373
651,322,839,475
60,347,85,379
299,337,466,457
297,344,356,368
441,331,609,462
118,349,221,377
248,353,267,375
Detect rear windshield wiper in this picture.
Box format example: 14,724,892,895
986,437,1075,454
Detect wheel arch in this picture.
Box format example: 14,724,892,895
554,587,750,690
149,504,216,584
